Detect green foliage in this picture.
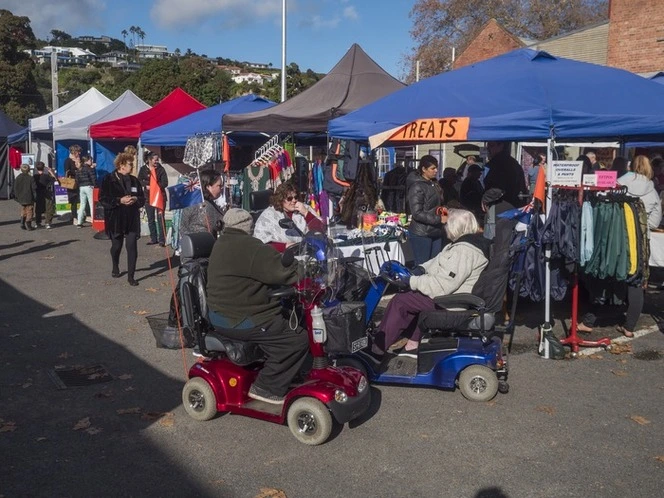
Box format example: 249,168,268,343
0,10,45,123
0,11,320,123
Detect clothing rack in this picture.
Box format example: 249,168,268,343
551,184,619,353
254,134,280,161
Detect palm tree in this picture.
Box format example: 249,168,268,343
121,29,128,53
137,28,146,46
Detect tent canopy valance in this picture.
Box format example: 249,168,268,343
90,87,205,139
222,44,405,134
54,90,150,141
328,49,664,148
141,94,275,146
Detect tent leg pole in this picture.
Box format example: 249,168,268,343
544,138,554,325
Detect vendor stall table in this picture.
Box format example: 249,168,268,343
334,237,405,275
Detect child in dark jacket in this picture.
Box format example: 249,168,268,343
34,161,57,229
13,163,37,230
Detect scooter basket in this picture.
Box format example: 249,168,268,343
146,312,195,349
323,302,367,353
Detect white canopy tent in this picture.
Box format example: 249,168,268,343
53,90,150,142
30,87,111,133
28,87,112,167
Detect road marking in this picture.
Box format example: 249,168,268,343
577,324,661,356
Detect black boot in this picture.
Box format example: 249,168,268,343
26,222,35,231
20,217,26,230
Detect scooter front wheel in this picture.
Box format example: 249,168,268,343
182,377,218,421
287,397,333,445
458,365,499,402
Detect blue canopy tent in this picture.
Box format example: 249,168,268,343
140,94,275,146
328,49,664,147
329,48,664,334
650,72,664,85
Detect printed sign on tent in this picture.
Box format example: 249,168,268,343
551,160,583,186
369,117,470,148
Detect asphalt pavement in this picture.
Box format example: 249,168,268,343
1,200,663,498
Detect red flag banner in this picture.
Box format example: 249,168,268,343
149,169,165,211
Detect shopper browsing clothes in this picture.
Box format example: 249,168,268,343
100,152,145,286
12,163,36,231
63,144,81,223
75,155,96,228
406,155,446,265
34,161,56,229
138,151,168,246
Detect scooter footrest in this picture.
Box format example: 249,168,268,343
383,356,417,376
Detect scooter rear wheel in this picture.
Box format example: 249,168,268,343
287,397,333,445
458,365,499,402
182,377,217,421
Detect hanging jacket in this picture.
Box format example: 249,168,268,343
406,170,444,238
617,172,662,229
580,201,594,266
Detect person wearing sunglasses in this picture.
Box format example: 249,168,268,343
253,181,325,252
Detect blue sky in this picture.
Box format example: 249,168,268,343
6,0,416,80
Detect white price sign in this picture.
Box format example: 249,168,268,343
551,161,583,187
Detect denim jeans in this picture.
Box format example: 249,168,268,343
77,186,94,225
409,234,443,266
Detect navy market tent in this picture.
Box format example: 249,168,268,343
0,110,24,199
328,49,664,148
141,94,275,146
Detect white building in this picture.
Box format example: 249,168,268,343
28,46,97,65
232,72,265,84
135,44,169,59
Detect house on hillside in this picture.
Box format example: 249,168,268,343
27,46,97,66
232,72,265,84
135,44,169,60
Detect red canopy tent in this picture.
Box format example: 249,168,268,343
90,88,205,139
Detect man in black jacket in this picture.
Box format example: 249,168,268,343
484,141,528,208
34,162,56,229
206,208,309,405
138,151,168,246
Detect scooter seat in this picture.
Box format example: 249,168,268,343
419,309,495,333
204,330,266,366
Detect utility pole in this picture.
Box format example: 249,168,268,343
51,49,59,110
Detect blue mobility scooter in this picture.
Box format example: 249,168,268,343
334,246,511,402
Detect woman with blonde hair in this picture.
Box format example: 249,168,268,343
614,155,662,338
618,155,662,230
63,144,82,223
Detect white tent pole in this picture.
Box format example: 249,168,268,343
544,137,554,325
280,0,287,102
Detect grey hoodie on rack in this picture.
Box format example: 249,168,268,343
617,172,663,229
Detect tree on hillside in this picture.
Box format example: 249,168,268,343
403,0,609,81
0,10,46,124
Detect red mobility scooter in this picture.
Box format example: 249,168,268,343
179,229,370,445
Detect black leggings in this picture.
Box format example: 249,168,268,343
110,232,138,278
624,284,644,333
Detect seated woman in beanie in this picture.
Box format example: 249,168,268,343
253,182,324,252
362,209,490,361
205,208,309,405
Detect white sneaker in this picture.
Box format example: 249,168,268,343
46,224,52,229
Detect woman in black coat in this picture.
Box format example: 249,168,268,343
100,152,145,286
406,155,446,265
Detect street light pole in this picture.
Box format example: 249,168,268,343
51,49,59,110
281,0,287,102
